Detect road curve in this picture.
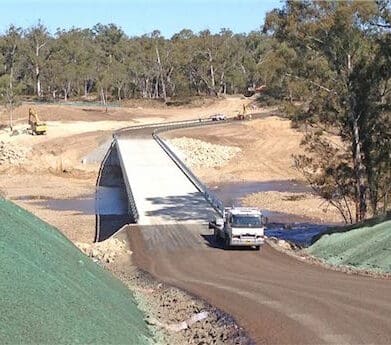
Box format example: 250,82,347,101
126,225,391,345
116,120,391,344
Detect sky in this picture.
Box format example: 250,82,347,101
0,0,282,37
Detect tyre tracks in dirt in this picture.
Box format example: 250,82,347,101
126,224,391,345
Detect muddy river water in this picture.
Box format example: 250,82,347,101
24,179,333,246
39,187,128,216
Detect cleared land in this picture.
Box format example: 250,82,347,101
118,120,391,345
0,97,255,344
2,98,389,344
0,96,251,243
164,116,344,223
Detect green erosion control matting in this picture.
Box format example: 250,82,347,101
0,198,151,345
307,220,391,273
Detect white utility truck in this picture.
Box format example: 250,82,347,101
209,207,266,250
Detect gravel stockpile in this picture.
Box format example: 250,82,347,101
168,137,241,168
76,238,131,264
0,141,29,165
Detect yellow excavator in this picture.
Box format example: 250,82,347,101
28,108,47,135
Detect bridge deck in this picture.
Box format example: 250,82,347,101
116,137,217,225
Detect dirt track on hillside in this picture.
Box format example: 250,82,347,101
127,225,391,345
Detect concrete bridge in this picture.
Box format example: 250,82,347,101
114,123,218,226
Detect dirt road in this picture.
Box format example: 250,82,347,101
127,225,391,345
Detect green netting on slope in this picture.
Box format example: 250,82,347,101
307,220,391,273
0,198,151,345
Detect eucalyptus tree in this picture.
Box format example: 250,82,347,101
264,0,391,221
92,23,125,108
0,25,23,129
24,22,52,97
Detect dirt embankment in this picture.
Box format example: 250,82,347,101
164,116,304,183
165,116,344,223
242,192,343,224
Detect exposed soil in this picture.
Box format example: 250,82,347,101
163,116,304,183
2,98,390,345
0,171,97,243
72,235,253,344
164,116,345,223
101,238,253,345
0,95,251,124
0,96,257,344
128,224,391,345
0,97,253,244
242,191,343,224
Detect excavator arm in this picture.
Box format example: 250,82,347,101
28,108,47,135
29,108,39,125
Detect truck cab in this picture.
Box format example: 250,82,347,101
209,207,266,250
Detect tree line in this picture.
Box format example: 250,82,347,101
263,0,390,222
0,23,271,105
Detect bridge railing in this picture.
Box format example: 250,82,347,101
153,120,226,216
114,119,216,222
114,118,206,137
114,140,140,223
113,118,229,222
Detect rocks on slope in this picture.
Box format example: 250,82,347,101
0,141,29,165
168,137,241,168
76,238,131,264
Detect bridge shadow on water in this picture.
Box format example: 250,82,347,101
95,143,132,242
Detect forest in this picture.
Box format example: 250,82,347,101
0,23,270,103
0,0,390,223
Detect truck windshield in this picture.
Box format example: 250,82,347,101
231,215,261,227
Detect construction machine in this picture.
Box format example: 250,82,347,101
28,108,47,135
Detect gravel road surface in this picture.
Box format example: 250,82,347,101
127,224,391,345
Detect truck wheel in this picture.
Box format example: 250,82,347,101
214,229,219,242
224,237,230,250
255,245,260,251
